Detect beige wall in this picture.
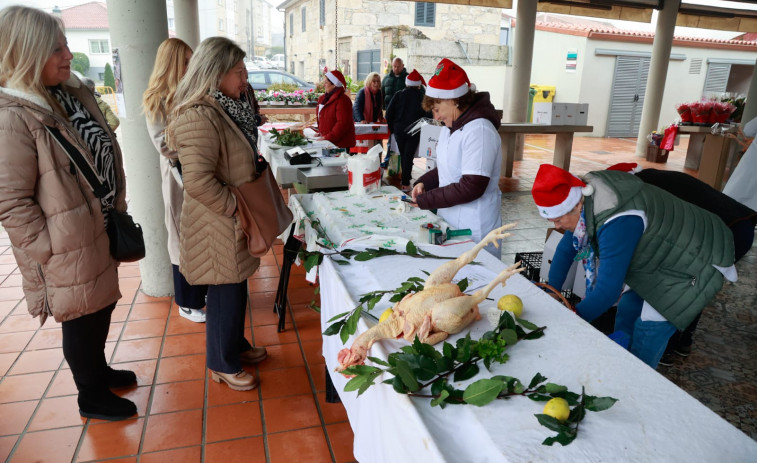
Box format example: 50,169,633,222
529,29,757,136
284,0,503,84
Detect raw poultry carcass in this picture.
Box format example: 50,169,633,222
337,224,523,372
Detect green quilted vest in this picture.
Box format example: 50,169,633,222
583,170,734,330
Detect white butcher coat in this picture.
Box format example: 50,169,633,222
435,118,502,244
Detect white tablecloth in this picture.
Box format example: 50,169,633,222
258,123,346,186
314,240,757,463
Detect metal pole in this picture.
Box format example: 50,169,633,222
507,0,537,161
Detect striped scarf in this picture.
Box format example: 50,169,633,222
49,86,117,224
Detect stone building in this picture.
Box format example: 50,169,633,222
277,0,507,84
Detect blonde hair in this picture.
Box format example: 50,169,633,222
142,38,192,122
364,72,380,89
168,36,245,119
0,6,64,109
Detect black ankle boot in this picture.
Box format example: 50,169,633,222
78,389,137,421
107,367,137,388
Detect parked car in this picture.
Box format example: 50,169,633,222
253,55,272,69
247,69,315,92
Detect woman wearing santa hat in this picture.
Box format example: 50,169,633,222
410,59,502,256
385,69,431,192
532,164,736,368
316,69,355,149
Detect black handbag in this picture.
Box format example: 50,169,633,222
46,126,145,262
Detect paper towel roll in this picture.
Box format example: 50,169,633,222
347,151,381,195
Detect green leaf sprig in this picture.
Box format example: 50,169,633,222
269,127,307,146
340,311,617,445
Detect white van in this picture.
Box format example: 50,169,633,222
270,54,285,70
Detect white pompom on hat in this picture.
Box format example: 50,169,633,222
325,70,346,88
606,162,642,174
405,69,426,87
532,164,594,219
425,58,475,99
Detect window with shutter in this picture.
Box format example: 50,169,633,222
289,13,293,36
320,0,325,26
302,7,306,32
415,2,435,27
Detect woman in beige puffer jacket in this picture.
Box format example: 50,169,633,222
167,36,271,391
0,6,137,421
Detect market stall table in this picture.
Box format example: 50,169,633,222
352,123,390,154
499,124,594,177
288,189,757,463
678,124,737,189
258,123,347,187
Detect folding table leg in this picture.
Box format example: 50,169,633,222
325,365,341,403
273,224,302,332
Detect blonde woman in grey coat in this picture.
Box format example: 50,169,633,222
143,38,208,323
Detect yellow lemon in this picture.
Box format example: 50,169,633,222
543,398,570,421
497,294,523,318
378,308,394,323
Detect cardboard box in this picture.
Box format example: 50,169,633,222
533,102,570,125
535,103,589,126
574,103,589,125
419,125,442,159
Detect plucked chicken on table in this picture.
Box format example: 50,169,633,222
337,224,523,372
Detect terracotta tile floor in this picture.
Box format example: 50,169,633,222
1,135,754,462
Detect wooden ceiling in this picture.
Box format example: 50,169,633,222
416,0,757,32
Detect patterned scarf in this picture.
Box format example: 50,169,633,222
211,90,267,172
572,208,597,294
212,90,257,144
49,86,116,224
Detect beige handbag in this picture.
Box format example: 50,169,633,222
230,168,293,257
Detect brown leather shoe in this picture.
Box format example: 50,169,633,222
209,370,258,391
240,347,268,364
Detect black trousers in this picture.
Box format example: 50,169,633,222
395,133,421,187
205,281,253,373
172,264,208,310
61,302,117,393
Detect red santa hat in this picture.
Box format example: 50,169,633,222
405,69,426,87
325,70,346,88
425,58,475,99
532,164,594,219
607,162,642,174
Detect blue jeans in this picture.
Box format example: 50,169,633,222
205,281,253,373
613,290,677,369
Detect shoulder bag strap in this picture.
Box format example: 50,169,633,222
45,125,110,200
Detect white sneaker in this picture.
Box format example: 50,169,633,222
179,307,206,323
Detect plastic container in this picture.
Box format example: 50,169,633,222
531,85,556,103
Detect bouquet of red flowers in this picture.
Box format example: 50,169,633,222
689,100,713,124
675,103,691,123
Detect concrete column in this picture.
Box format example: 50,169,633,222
506,0,537,161
174,0,200,49
106,0,173,296
739,59,757,125
634,0,680,158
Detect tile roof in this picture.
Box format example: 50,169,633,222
535,20,757,50
61,1,109,30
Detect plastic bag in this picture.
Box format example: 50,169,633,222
660,125,678,151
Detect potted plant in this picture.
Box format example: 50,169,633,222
269,91,286,105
